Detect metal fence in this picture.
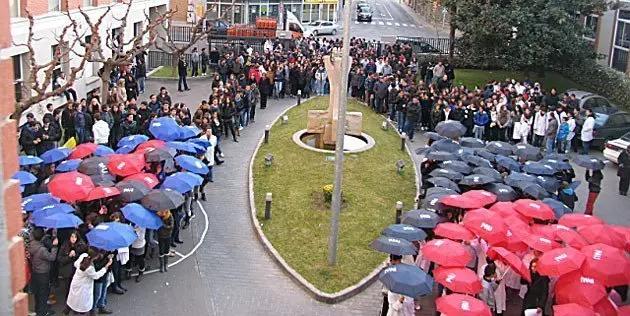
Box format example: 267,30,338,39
208,35,293,55
147,50,193,70
396,36,456,55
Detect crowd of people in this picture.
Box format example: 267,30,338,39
16,32,629,316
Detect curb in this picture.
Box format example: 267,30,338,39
147,71,217,82
246,96,387,304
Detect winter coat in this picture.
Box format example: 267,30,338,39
521,273,549,310
58,240,88,279
546,118,558,139
585,170,603,193
157,215,174,239
66,253,109,313
474,111,489,126
178,59,187,77
19,125,40,154
28,240,58,274
557,122,569,142
533,112,547,136
406,101,421,122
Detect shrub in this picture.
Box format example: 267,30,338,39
322,184,334,203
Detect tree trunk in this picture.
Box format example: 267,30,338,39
171,52,180,78
448,3,456,63
100,63,113,102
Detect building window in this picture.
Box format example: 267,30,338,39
583,15,598,40
611,48,629,72
615,20,630,49
134,22,143,37
13,55,24,102
619,9,630,21
49,0,60,11
83,0,92,7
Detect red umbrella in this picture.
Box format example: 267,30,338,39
553,303,596,316
107,154,146,177
578,225,626,249
558,213,604,228
436,294,492,316
434,266,482,295
609,225,630,252
439,194,486,209
503,215,530,232
69,142,98,159
500,227,530,253
135,140,165,153
531,224,561,241
461,190,497,206
555,225,590,250
523,234,562,252
463,208,508,245
434,223,475,241
123,173,159,189
594,298,618,316
555,271,607,307
48,172,95,202
537,247,585,277
489,202,530,223
421,239,472,267
81,186,121,202
487,247,531,282
513,199,555,221
617,305,630,315
581,243,630,287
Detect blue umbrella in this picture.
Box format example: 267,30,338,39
382,224,427,242
55,159,82,172
189,138,212,149
178,126,201,139
495,155,521,172
149,117,180,141
505,172,537,187
86,222,138,251
115,145,136,154
40,147,71,164
22,193,60,212
542,198,572,220
431,139,461,152
161,172,203,193
463,154,492,168
523,161,556,176
166,141,205,154
370,236,418,255
453,147,476,160
95,145,115,157
540,158,572,170
475,148,498,161
175,155,209,175
19,155,43,166
33,202,75,216
32,212,83,229
400,209,444,228
121,203,163,230
12,171,37,185
379,264,434,297
117,134,149,149
535,175,560,193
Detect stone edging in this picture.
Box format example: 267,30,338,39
247,97,388,304
291,129,377,154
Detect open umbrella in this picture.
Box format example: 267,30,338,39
174,155,209,175
31,203,75,221
121,203,163,230
440,194,486,209
161,172,203,194
429,168,464,181
463,154,493,168
487,247,531,282
32,212,83,229
541,158,572,170
22,193,60,212
94,145,114,157
149,117,181,141
434,266,483,295
573,155,605,170
495,155,521,172
379,264,434,298
48,172,95,202
489,202,523,221
504,172,536,187
514,199,555,221
440,160,472,174
542,198,572,220
436,294,492,316
189,138,212,149
12,171,37,185
178,125,202,139
166,141,205,154
431,139,461,152
460,174,496,186
517,182,550,200
462,190,496,206
19,155,43,166
475,148,497,161
115,145,135,154
435,120,466,138
86,222,137,251
115,181,150,202
531,224,561,241
454,147,476,160
421,239,472,267
426,187,456,197
473,167,503,182
577,224,626,249
558,213,604,228
535,176,560,193
107,154,145,177
463,208,508,245
400,209,442,229
41,147,71,164
144,147,176,163
555,271,607,307
381,224,427,242
524,234,562,252
426,150,456,162
89,174,116,187
434,222,475,241
537,247,585,277
141,189,185,211
523,161,556,176
514,143,542,161
69,143,98,159
555,225,590,250
135,140,166,153
553,303,597,316
422,193,449,211
81,186,120,202
501,226,531,253
124,173,159,189
55,159,82,172
77,156,110,175
460,137,485,148
370,236,418,255
484,183,518,202
485,141,514,156
425,132,446,141
117,134,149,149
581,243,630,287
427,177,460,192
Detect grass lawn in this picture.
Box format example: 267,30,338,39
149,66,194,78
252,97,417,293
454,69,589,93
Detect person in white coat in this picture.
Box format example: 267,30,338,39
66,253,112,314
92,113,110,146
581,109,595,154
386,291,415,316
198,127,218,201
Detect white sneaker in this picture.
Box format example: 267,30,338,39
239,126,244,131
219,153,225,158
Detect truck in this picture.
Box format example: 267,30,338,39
226,11,307,39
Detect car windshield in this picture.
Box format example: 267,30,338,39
621,132,630,142
309,21,320,26
594,112,609,128
360,6,371,12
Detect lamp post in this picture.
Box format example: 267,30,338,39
395,201,403,224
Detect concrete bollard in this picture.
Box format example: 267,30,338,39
264,125,270,144
265,192,273,220
400,132,407,151
395,201,403,224
297,90,302,105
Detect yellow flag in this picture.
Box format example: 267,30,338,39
63,137,77,149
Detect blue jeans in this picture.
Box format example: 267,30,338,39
474,126,485,139
93,280,108,310
397,111,405,132
546,138,556,153
274,81,283,97
316,80,325,95
582,140,591,154
76,127,87,144
137,77,145,94
240,111,248,127
403,120,417,140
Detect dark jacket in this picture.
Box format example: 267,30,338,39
406,101,421,122
29,240,58,274
156,93,172,106
135,63,147,78
618,150,630,177
373,81,389,99
58,240,88,278
158,215,174,239
178,59,188,77
521,273,549,310
585,170,603,193
19,125,41,153
121,120,138,137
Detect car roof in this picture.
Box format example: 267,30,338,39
566,89,603,100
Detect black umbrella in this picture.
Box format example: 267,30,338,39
459,174,496,186
544,153,570,161
517,182,550,200
435,120,467,139
454,148,476,160
382,224,428,242
484,183,518,202
425,132,446,141
573,155,605,170
514,143,542,161
427,177,461,192
535,175,560,193
540,158,572,170
415,147,433,155
495,155,521,172
505,172,537,187
440,160,472,174
379,264,434,298
90,174,116,187
460,137,485,148
431,139,461,152
370,236,418,255
78,157,110,176
484,141,514,156
427,151,456,162
145,147,176,163
523,161,556,176
422,193,449,211
426,187,456,197
475,148,497,162
400,209,443,229
542,198,572,220
472,167,503,182
429,168,464,181
115,181,150,202
463,155,493,168
140,189,185,211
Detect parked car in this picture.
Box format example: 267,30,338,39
592,110,630,148
603,132,630,164
305,20,339,36
566,89,618,112
208,20,230,36
357,5,373,22
396,38,441,54
357,0,369,10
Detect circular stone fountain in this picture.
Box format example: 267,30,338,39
292,129,376,154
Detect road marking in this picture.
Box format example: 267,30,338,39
394,22,400,26
402,23,407,27
410,24,416,28
379,21,384,25
174,251,185,258
355,21,359,24
371,21,376,25
386,22,392,25
363,21,368,24
381,0,394,19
